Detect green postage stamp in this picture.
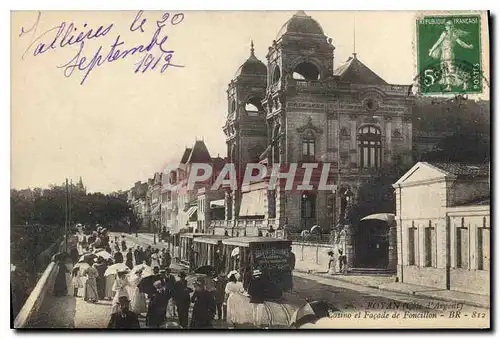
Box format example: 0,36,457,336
417,15,482,95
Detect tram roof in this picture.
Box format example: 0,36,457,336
222,236,292,247
193,235,229,244
179,233,205,238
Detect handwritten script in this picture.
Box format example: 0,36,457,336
19,11,185,85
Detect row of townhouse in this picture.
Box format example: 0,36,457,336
127,139,226,235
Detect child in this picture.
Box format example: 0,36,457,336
111,270,130,314
72,266,83,297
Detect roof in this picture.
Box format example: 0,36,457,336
194,235,229,244
394,161,490,187
235,41,267,77
333,55,387,85
211,156,226,171
429,163,490,177
180,148,192,164
180,233,205,238
277,11,324,39
222,236,292,247
187,140,212,163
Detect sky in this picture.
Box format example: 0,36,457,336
10,10,487,193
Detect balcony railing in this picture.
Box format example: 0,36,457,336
288,233,333,245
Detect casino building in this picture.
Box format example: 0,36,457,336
211,11,414,270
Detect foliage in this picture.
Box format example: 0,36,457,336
11,183,134,229
419,130,490,164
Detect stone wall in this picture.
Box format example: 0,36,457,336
291,241,343,273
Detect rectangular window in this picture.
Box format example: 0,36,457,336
408,228,417,265
456,228,469,269
424,226,436,267
478,228,490,271
302,139,316,161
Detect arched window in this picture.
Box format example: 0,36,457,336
359,125,382,168
245,97,263,115
272,66,281,83
302,131,316,161
293,62,320,80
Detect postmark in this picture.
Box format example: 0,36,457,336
416,15,482,95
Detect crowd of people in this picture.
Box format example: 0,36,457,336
51,227,249,329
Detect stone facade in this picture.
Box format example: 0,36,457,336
216,11,414,269
394,162,490,295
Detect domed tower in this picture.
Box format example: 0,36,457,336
223,41,268,220
263,11,335,164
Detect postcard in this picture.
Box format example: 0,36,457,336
11,10,490,329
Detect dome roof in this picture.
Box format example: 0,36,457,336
235,41,267,77
277,11,324,39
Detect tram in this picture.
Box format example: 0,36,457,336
178,233,204,265
192,235,228,270
221,237,293,297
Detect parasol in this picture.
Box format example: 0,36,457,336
130,263,154,278
194,265,215,275
74,262,90,271
95,250,112,260
231,247,240,257
360,213,395,223
186,274,216,292
310,225,321,234
104,263,129,276
290,301,340,328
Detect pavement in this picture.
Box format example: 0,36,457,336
27,232,489,328
293,268,490,309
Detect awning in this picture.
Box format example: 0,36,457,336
182,206,198,221
239,189,266,216
210,199,225,209
360,213,395,223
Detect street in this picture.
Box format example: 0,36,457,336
27,231,487,329
115,232,488,321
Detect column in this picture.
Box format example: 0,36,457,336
385,117,392,164
387,221,397,271
344,224,356,268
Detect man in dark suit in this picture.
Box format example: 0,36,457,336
107,296,140,329
173,271,192,328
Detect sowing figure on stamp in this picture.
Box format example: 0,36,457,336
428,20,473,91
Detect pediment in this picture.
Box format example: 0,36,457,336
394,162,450,187
296,117,323,135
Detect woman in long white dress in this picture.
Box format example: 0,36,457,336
104,258,115,300
82,263,99,303
129,270,147,315
225,272,245,324
150,249,160,269
111,271,130,314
